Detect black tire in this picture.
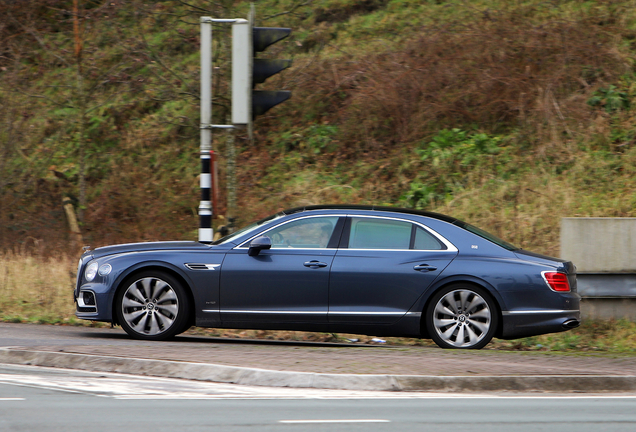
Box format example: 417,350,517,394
115,271,190,341
426,284,499,349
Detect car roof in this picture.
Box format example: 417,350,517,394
281,205,459,224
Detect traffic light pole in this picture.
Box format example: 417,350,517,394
199,17,237,243
199,15,291,243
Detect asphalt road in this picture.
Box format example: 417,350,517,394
1,364,636,432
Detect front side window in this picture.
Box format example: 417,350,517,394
213,212,283,245
348,217,445,250
266,216,340,249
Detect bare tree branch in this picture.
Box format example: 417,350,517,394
262,0,313,21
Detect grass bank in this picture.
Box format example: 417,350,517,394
2,0,636,255
0,251,80,325
1,252,634,354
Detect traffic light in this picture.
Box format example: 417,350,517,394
232,18,292,129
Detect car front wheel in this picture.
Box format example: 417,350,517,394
116,271,190,341
426,285,498,349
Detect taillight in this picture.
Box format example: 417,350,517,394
542,272,570,292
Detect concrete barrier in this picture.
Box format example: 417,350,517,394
561,218,636,320
561,217,636,273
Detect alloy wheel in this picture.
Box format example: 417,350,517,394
120,276,179,337
430,288,493,348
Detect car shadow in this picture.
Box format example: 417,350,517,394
79,329,380,348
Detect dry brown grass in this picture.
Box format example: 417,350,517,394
0,249,78,323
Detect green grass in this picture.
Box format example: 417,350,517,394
491,319,636,354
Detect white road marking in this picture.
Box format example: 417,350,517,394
112,394,636,400
1,365,636,400
279,419,390,424
0,398,25,401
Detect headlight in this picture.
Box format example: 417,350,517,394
85,262,99,282
98,264,112,276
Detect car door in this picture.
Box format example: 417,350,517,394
328,216,458,325
219,216,343,327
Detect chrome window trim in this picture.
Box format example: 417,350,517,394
502,310,579,315
235,213,458,252
345,214,458,252
235,214,344,249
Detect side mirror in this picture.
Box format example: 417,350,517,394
248,236,272,256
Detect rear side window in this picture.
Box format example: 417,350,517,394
347,217,445,250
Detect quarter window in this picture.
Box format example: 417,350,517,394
414,226,444,250
348,217,445,250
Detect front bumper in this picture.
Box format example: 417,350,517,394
75,282,114,322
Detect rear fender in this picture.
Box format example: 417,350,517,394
412,275,507,338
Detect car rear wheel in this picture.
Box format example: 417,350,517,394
426,285,498,349
116,271,190,341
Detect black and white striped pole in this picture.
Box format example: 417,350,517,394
199,12,290,242
199,17,237,243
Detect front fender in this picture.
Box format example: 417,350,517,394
106,260,198,322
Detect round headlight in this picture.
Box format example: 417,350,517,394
85,262,99,282
98,263,112,276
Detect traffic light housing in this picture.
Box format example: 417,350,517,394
232,19,291,128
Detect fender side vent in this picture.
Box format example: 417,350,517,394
185,263,220,271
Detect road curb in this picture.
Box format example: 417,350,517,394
1,348,635,392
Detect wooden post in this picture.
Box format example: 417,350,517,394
63,197,84,250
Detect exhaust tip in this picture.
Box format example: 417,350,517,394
562,319,580,330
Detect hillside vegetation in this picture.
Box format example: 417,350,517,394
1,0,636,258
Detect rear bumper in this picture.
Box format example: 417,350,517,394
500,309,581,339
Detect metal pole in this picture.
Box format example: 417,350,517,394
199,17,213,243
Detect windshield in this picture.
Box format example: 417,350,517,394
212,212,284,245
453,221,518,251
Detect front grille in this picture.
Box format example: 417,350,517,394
74,259,83,299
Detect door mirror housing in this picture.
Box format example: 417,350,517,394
248,236,272,256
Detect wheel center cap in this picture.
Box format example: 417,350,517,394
458,315,466,323
147,303,155,310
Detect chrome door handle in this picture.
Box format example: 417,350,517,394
304,260,328,268
414,264,437,272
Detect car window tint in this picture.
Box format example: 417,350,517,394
267,217,339,249
213,212,283,245
349,218,411,249
414,227,444,250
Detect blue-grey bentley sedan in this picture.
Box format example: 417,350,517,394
74,205,580,349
